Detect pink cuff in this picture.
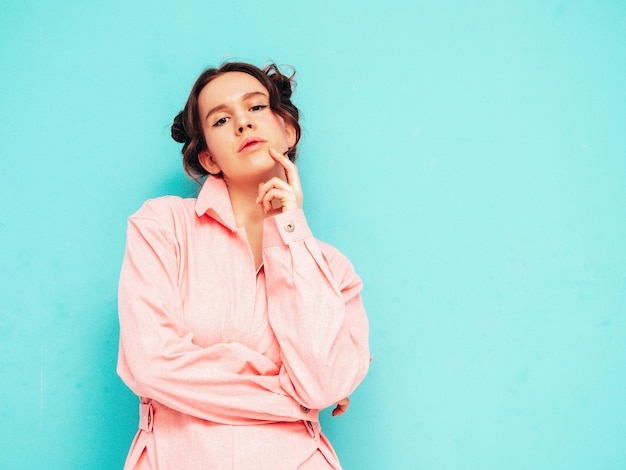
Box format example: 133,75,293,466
262,209,313,247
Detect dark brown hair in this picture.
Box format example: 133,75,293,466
171,62,301,180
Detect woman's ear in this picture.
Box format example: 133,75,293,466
198,150,221,175
285,121,297,149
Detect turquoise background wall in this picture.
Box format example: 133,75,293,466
1,1,625,468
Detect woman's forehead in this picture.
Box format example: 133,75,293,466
200,72,268,106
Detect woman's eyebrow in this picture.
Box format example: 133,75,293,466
205,91,269,121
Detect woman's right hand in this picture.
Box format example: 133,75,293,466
256,148,303,215
331,397,350,417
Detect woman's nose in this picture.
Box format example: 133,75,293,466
236,115,254,133
238,122,253,133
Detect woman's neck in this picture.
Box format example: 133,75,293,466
228,186,265,228
224,182,269,272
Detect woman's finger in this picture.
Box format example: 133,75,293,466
257,176,302,213
331,397,350,417
268,148,302,194
260,187,296,213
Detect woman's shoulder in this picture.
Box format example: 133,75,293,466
129,195,197,226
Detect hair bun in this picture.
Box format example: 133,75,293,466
171,111,189,143
265,64,295,100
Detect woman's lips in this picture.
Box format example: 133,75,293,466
238,137,267,152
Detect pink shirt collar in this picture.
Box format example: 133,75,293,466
194,176,237,231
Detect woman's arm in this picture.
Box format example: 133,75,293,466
258,149,370,411
117,214,312,425
262,211,370,410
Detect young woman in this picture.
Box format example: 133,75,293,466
117,62,370,469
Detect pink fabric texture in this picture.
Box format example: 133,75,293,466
117,176,370,469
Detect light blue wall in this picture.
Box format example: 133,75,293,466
1,1,625,468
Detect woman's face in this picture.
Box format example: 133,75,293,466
197,71,296,185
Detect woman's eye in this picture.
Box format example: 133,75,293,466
213,117,228,127
250,104,267,112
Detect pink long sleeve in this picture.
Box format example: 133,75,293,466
117,214,310,425
263,210,370,410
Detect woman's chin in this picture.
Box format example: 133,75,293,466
250,157,285,180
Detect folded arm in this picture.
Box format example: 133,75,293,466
263,209,370,411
